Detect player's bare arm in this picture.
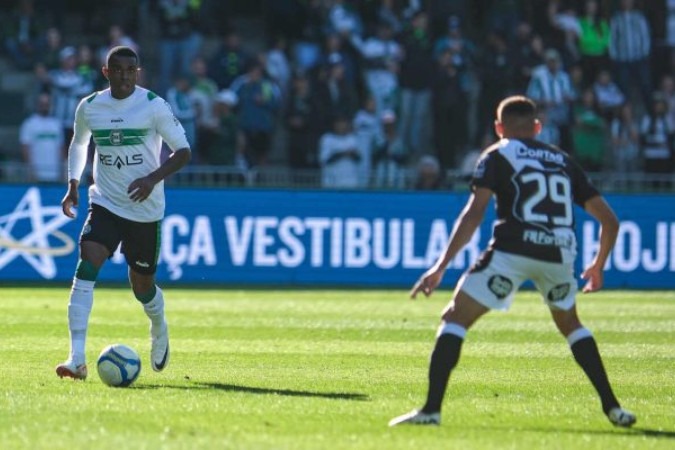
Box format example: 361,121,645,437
580,195,619,293
128,148,191,202
410,187,492,299
61,179,80,218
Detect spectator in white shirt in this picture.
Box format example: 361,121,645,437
592,69,625,120
35,46,94,144
319,115,362,189
353,96,383,187
527,48,576,149
19,92,65,182
351,21,402,115
609,0,652,108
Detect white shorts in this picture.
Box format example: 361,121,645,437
457,250,577,311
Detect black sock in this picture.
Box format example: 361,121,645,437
421,333,464,414
570,336,620,414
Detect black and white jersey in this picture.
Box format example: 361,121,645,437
471,138,599,263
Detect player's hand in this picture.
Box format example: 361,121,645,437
410,267,444,299
61,187,79,218
127,176,156,202
581,263,604,293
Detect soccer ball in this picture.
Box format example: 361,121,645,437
97,344,141,387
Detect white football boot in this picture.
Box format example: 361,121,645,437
151,321,170,372
55,360,88,380
607,407,636,427
389,409,441,427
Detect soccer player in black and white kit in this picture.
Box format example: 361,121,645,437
389,96,636,428
56,46,191,380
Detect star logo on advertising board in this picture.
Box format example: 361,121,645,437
0,187,75,279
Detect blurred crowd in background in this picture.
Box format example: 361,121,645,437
2,0,674,190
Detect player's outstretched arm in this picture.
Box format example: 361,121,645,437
128,148,191,202
410,188,492,299
581,195,619,293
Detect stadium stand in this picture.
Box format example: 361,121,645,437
0,0,673,191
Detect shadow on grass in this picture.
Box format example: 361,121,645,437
474,425,675,440
134,381,369,401
629,428,675,439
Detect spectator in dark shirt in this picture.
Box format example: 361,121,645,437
477,30,515,142
156,0,202,95
2,0,48,70
432,48,468,171
230,60,282,168
36,27,63,71
208,29,252,89
510,29,546,93
314,54,359,134
285,72,322,178
397,10,434,156
317,32,360,88
202,89,246,185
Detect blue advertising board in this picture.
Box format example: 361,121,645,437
0,185,673,288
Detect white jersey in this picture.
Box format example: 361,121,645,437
69,86,190,222
319,132,362,189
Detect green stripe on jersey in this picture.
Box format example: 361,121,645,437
92,129,149,137
92,128,149,147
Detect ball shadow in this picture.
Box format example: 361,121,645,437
133,380,370,401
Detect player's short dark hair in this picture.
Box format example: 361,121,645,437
497,95,537,126
106,46,139,67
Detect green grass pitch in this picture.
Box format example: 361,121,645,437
0,287,673,450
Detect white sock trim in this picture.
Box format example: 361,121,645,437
436,322,467,339
567,327,593,346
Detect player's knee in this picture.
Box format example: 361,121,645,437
133,284,157,304
130,272,157,303
551,308,583,336
80,241,111,266
440,303,456,322
440,307,477,330
440,291,488,327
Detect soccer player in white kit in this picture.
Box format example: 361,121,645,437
56,46,191,380
389,96,636,428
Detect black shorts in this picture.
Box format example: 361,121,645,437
80,204,161,275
